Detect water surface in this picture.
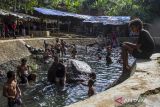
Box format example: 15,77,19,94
0,46,135,107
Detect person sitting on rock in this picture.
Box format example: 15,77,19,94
17,58,36,84
48,56,66,87
122,19,155,71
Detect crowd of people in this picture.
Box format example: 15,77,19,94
1,18,155,107
0,15,27,39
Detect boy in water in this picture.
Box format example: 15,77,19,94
89,72,96,82
60,39,67,57
87,72,96,97
122,19,155,71
17,58,30,84
3,71,22,107
43,49,52,63
88,79,95,97
17,58,36,84
70,44,77,59
54,38,61,58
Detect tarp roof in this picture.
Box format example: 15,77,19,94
83,16,131,25
34,7,130,25
34,7,91,20
13,12,39,20
0,9,9,16
0,9,39,20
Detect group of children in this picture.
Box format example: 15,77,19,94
43,38,77,63
2,38,96,107
96,39,114,66
3,58,37,107
3,60,96,107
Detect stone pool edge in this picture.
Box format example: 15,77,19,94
66,53,160,107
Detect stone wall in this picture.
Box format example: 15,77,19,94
24,38,97,49
0,40,31,65
0,38,97,65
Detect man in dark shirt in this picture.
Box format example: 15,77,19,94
122,19,155,71
48,56,66,86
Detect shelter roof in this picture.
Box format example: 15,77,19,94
34,7,91,20
83,16,131,25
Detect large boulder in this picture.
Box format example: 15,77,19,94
67,59,92,74
48,59,93,83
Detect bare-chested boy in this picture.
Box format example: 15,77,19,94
17,58,30,84
17,58,36,84
88,79,95,97
3,71,22,107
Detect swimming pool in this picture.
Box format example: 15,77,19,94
0,45,135,107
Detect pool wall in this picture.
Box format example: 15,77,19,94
0,38,97,65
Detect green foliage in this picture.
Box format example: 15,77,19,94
0,0,159,22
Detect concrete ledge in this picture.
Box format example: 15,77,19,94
66,53,160,107
0,40,31,65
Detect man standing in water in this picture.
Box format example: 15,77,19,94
122,18,155,71
3,71,22,107
48,56,66,87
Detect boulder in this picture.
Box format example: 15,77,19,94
48,59,93,83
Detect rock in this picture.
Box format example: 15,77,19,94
48,59,93,83
69,59,92,74
25,44,44,55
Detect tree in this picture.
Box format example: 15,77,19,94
0,0,159,22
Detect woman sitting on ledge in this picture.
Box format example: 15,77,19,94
122,18,155,71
